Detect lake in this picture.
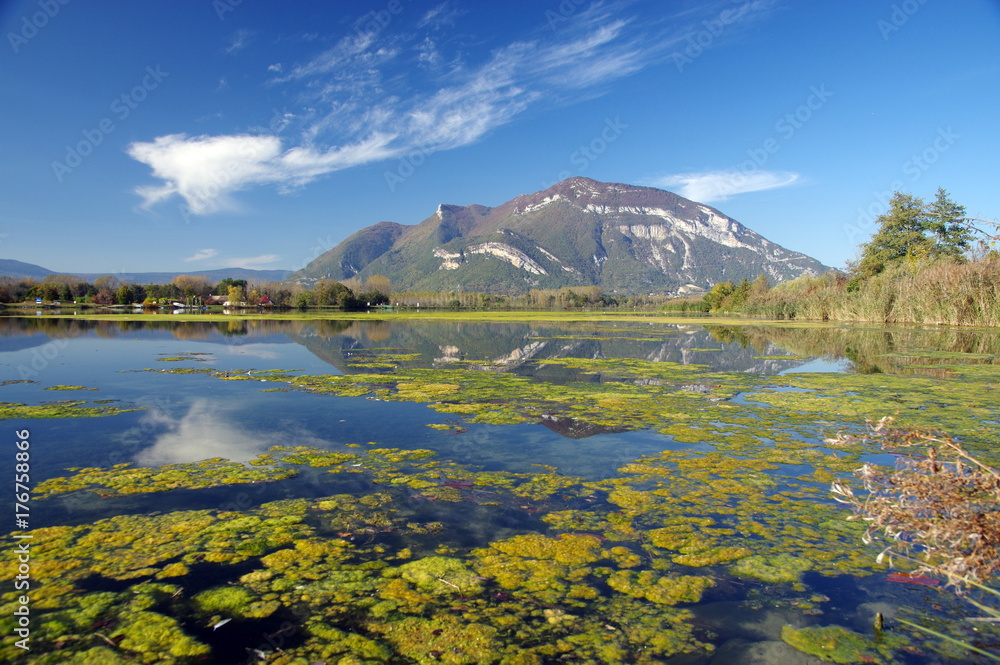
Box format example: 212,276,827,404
2,314,998,664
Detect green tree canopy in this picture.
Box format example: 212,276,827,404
215,278,248,295
856,189,973,278
115,284,134,305
226,284,246,305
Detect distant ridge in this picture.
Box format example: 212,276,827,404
293,177,830,294
0,259,53,280
0,260,291,284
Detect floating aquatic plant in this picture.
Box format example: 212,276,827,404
35,457,298,498
781,624,906,664
0,400,139,420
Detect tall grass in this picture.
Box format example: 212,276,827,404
738,257,1000,327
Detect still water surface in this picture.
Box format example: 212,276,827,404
2,316,998,664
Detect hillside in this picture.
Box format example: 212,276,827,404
0,262,291,284
293,177,829,294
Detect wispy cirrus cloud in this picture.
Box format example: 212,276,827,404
179,248,279,268
225,28,254,54
418,2,465,30
648,169,800,202
218,254,281,268
128,1,775,214
183,248,218,262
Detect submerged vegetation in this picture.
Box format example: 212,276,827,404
0,399,138,421
4,317,999,663
0,436,912,664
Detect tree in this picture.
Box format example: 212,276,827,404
295,291,315,309
856,192,930,277
115,284,134,305
92,290,114,305
172,275,213,298
925,188,973,259
856,189,973,279
364,275,392,298
314,279,355,307
704,281,734,311
30,283,59,302
93,275,119,293
226,285,246,306
215,278,248,295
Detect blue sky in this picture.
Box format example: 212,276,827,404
2,0,998,275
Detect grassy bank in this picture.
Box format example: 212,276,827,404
3,308,809,326
729,257,1000,327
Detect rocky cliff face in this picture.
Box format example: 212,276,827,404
293,177,829,294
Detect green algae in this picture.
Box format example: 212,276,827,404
115,610,211,660
0,400,139,420
604,570,714,605
35,456,298,498
368,615,499,665
781,624,908,663
162,346,1000,458
138,366,216,375
731,553,814,583
0,436,913,664
42,384,97,391
8,319,994,664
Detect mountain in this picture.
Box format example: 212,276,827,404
0,261,291,284
0,259,54,280
72,268,294,284
293,177,830,294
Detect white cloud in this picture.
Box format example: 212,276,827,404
129,134,282,213
225,28,254,54
134,399,323,465
183,248,218,262
219,254,281,268
416,36,441,68
649,170,800,202
128,133,401,213
129,1,777,214
418,2,465,29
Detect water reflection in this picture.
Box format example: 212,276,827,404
3,317,999,379
3,315,997,664
132,398,292,465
